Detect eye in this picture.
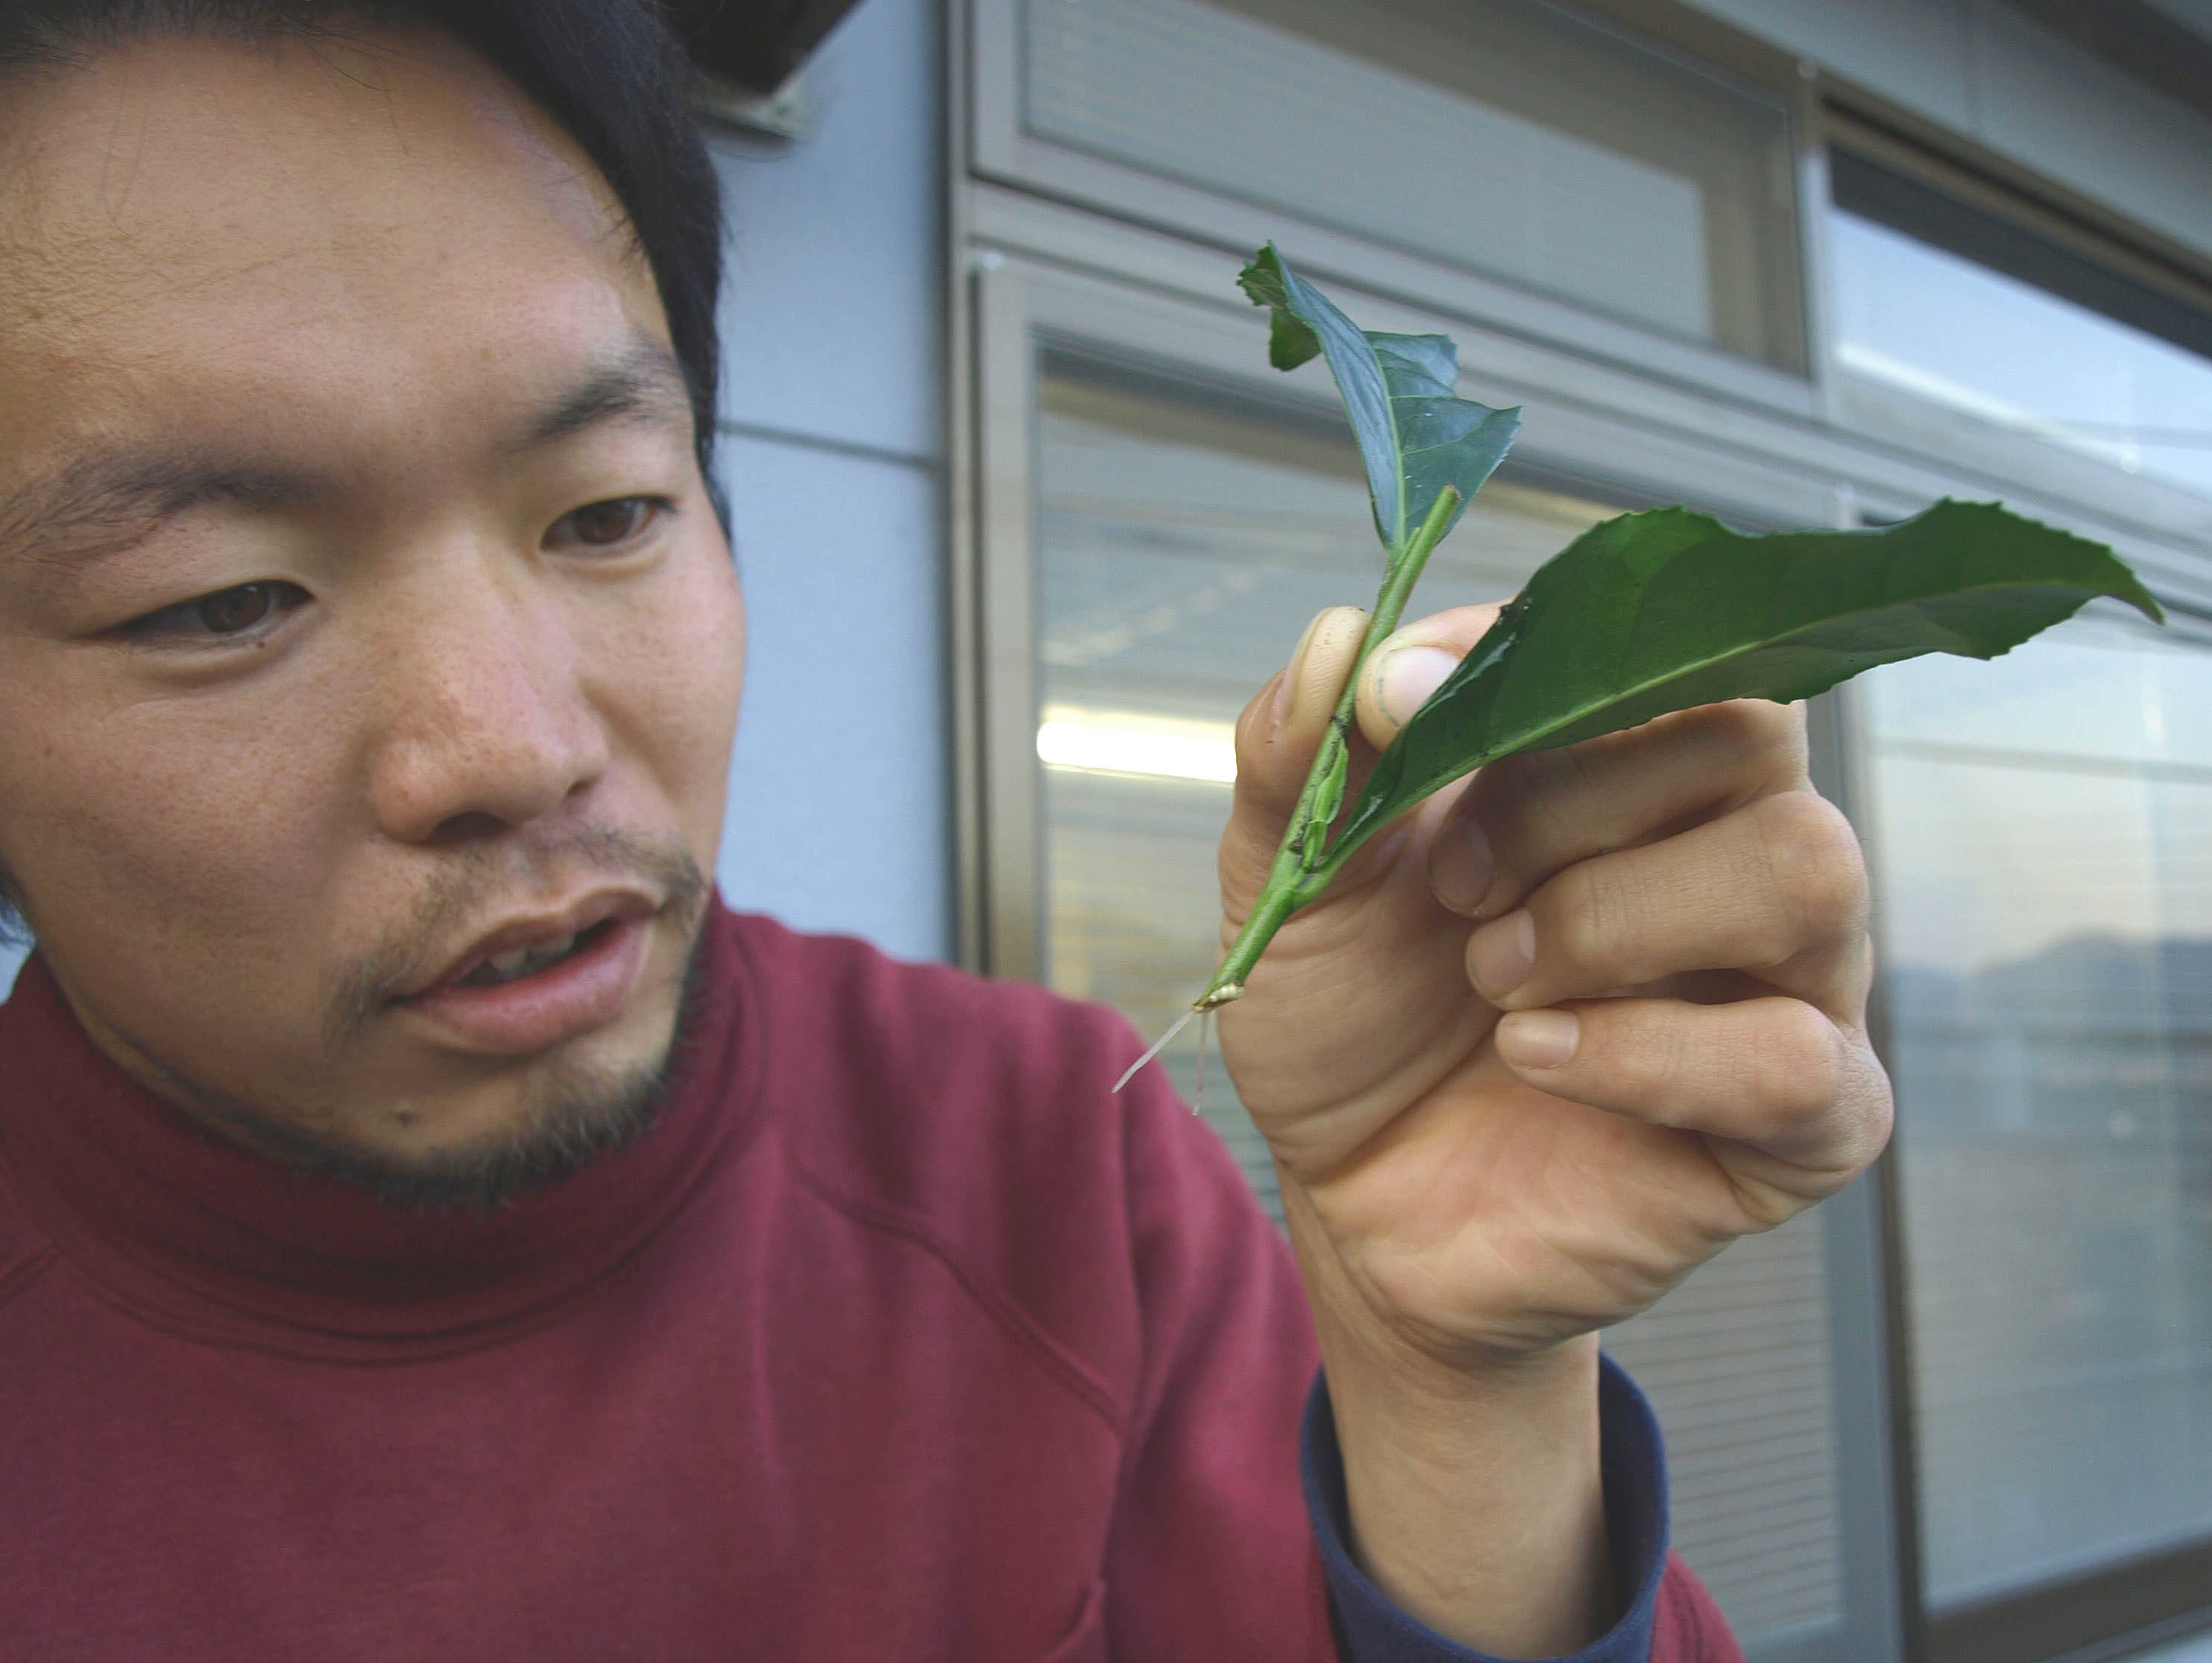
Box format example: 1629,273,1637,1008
549,496,669,549
127,580,306,644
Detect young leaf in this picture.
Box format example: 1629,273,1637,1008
1238,244,1519,553
1326,499,2165,863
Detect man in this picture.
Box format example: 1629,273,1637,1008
0,3,1891,1659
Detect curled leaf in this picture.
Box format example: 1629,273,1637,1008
1238,244,1519,553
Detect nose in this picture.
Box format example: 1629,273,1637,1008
364,555,611,848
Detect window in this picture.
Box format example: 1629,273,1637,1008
1035,351,1618,1209
961,5,2212,1659
1828,154,2212,502
1862,616,2212,1630
966,256,1901,1661
1823,137,2212,1655
982,0,1809,384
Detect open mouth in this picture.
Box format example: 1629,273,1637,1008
455,918,620,988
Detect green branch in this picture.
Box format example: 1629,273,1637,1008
1199,484,1461,1009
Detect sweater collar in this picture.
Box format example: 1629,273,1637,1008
0,898,763,1360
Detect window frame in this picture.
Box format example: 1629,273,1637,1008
1804,101,2212,585
942,1,2212,1656
960,243,1911,1663
965,0,1827,415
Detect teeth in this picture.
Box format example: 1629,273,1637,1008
523,932,578,970
468,931,581,986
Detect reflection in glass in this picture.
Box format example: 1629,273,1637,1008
1862,617,2212,1605
1036,366,1598,1200
1032,357,1847,1644
1830,208,2212,499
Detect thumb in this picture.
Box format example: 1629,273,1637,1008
1351,602,1511,750
1220,606,1368,911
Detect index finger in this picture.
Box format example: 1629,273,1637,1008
1436,699,1812,921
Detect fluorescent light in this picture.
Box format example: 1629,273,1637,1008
1037,707,1238,783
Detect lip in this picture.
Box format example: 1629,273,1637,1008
405,892,658,1000
392,892,660,1056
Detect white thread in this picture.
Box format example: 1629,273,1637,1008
1112,1005,1199,1094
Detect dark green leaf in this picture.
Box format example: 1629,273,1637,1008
1329,499,2166,859
1238,244,1519,552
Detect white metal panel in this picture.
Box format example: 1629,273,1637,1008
2126,1626,2212,1661
711,0,943,463
714,435,951,962
1673,0,1976,130
1969,0,2212,268
706,0,954,963
1678,0,2212,265
1024,0,1715,340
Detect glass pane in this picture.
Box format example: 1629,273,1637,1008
1036,363,1588,1211
1862,618,2212,1606
1032,354,1847,1647
1829,206,2212,500
1022,0,1805,367
1601,1213,1845,1644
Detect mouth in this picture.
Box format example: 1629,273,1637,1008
392,893,662,1056
452,917,620,988
408,892,656,1000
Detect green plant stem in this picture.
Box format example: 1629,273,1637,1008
1197,485,1462,1010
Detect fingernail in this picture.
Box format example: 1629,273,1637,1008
1431,811,1495,915
1497,1009,1579,1070
1469,909,1535,1002
1272,610,1330,732
1375,645,1459,730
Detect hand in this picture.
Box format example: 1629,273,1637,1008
1215,602,1894,1651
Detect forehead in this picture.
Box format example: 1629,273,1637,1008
0,26,664,489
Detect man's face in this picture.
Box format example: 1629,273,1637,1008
0,28,746,1198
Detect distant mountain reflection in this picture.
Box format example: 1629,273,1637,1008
1888,933,2212,1138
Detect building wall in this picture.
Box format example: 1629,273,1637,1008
708,0,952,965
1679,0,2212,262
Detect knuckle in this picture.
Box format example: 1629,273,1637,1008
1519,744,1595,834
1476,745,1591,862
1721,696,1808,760
1686,698,1804,780
1752,792,1867,944
1607,1007,1689,1112
1751,1002,1848,1122
1537,863,1626,976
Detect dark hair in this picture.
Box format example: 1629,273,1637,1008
0,0,728,955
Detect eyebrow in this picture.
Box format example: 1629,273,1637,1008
508,337,695,456
0,335,696,569
0,453,330,570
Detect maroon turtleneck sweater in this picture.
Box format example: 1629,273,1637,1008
0,902,1739,1662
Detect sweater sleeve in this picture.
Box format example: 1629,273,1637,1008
1100,1059,1343,1662
1095,1028,1736,1663
1304,1354,1746,1663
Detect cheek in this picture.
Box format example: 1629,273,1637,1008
0,682,340,950
611,540,746,833
0,689,351,1091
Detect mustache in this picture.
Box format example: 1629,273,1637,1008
324,826,710,1048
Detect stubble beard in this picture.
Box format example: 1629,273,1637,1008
186,918,717,1215
71,832,719,1217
